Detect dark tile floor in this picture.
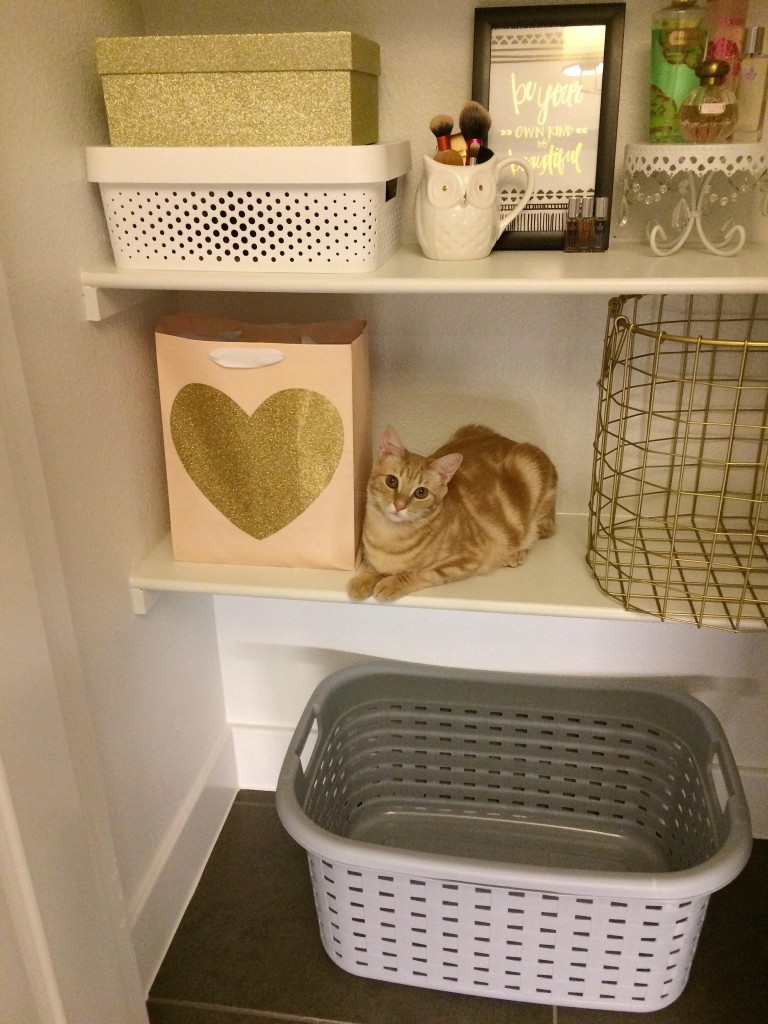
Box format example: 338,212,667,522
148,791,767,1024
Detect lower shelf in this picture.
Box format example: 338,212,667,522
129,514,646,620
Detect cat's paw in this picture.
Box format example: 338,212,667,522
506,549,528,567
537,517,556,539
347,569,381,601
373,574,415,602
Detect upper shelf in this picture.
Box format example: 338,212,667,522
81,240,768,319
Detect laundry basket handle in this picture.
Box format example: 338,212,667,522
279,702,320,805
709,742,734,814
704,738,753,890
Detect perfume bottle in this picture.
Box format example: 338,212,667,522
706,0,747,89
678,59,739,141
564,196,581,252
650,0,709,143
733,26,768,141
592,197,610,252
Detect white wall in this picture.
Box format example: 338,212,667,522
0,0,237,997
142,0,768,247
3,2,763,1012
0,267,146,1019
135,0,768,521
139,0,768,837
0,872,38,1024
216,600,768,838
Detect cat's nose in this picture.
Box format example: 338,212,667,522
394,499,407,512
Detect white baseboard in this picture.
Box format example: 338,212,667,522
233,723,768,840
740,767,768,840
128,728,238,993
232,723,294,792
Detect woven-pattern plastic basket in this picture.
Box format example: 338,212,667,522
86,142,410,272
276,661,751,1013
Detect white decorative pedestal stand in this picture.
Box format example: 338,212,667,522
622,144,768,256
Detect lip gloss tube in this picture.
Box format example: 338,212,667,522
591,197,610,252
578,196,594,252
564,196,581,252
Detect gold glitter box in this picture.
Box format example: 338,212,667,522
95,32,380,147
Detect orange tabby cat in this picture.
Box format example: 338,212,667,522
348,424,557,602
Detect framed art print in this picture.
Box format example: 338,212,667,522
472,4,625,250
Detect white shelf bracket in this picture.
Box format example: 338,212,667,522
130,585,159,615
82,284,153,322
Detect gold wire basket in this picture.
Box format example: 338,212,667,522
587,294,768,631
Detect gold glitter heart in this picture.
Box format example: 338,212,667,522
170,384,344,539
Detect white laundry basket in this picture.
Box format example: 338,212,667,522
276,661,752,1013
86,141,410,272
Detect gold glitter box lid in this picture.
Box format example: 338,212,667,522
95,31,380,147
95,32,380,76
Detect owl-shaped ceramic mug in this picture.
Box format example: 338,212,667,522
415,153,535,261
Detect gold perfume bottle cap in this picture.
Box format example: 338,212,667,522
695,59,730,84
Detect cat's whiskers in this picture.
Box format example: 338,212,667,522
386,506,410,522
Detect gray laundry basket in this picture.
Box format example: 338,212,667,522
276,661,751,1013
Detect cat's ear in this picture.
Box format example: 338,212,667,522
379,425,404,458
430,452,463,484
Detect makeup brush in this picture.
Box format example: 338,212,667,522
459,101,494,165
429,113,455,153
449,131,467,161
434,149,464,165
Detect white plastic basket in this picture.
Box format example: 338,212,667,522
276,661,752,1013
85,142,410,272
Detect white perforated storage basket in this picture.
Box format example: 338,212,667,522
85,142,410,272
276,662,752,1013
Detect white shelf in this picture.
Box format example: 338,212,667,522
129,514,649,620
81,241,768,319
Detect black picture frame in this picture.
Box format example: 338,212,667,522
472,4,625,250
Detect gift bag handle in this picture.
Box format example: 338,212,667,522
207,347,285,368
207,332,318,368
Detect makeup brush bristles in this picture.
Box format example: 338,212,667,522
429,113,454,151
459,101,491,140
459,101,492,164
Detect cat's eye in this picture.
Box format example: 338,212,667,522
385,474,398,489
413,486,429,499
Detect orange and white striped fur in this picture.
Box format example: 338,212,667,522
348,424,557,602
